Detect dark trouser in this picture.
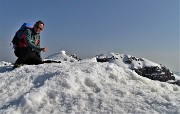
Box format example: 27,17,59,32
15,47,43,65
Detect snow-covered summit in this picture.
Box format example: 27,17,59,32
96,52,161,69
96,52,179,82
0,51,180,114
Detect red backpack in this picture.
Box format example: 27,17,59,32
11,23,33,57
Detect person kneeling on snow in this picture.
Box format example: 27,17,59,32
14,20,48,68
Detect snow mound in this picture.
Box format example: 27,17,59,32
45,50,79,62
0,51,180,114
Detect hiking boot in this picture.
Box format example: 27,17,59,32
13,64,23,69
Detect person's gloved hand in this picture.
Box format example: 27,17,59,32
41,47,48,52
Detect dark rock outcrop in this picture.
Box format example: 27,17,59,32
96,54,179,86
134,66,175,82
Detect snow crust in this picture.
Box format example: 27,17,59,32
0,51,180,114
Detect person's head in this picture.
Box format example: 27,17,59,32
33,20,44,34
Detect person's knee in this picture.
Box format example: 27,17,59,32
24,55,42,65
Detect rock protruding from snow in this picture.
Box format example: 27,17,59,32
96,52,178,84
96,52,161,69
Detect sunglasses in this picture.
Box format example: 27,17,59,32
36,25,43,30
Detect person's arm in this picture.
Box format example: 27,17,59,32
24,29,41,52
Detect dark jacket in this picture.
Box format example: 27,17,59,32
24,28,41,53
14,28,43,65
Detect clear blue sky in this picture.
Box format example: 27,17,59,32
0,0,179,71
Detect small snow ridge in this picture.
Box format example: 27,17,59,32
61,50,66,55
45,50,80,62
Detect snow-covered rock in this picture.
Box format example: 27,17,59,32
96,52,161,69
96,52,178,83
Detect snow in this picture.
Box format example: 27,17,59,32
96,52,161,69
45,50,78,62
0,51,180,114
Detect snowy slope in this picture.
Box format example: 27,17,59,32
0,51,180,114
